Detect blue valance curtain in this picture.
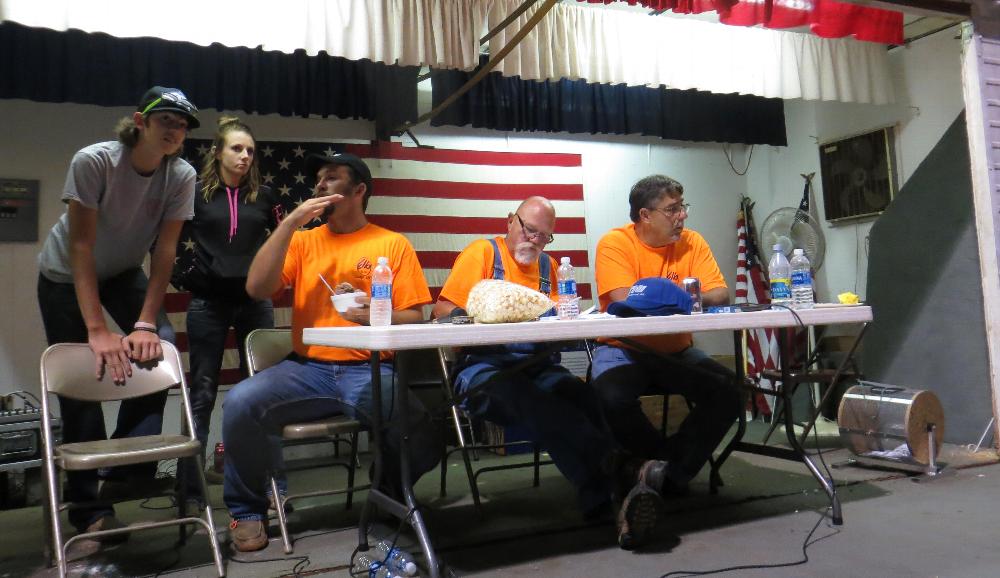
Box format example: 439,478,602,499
430,62,787,146
0,21,419,132
1,20,785,145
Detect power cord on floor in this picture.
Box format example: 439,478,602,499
659,508,839,577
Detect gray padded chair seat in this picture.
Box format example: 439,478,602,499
282,417,361,440
56,435,200,470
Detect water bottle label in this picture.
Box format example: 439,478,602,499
791,271,811,287
770,279,791,299
558,279,576,296
371,282,391,299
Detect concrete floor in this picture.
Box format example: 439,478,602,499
3,424,1000,578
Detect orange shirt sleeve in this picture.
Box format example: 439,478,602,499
686,231,727,293
438,239,494,309
387,235,432,311
595,228,639,311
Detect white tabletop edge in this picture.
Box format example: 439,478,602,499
303,306,872,351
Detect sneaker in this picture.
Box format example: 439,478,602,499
616,483,663,550
83,515,129,545
229,519,268,552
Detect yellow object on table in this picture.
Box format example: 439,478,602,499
838,292,860,304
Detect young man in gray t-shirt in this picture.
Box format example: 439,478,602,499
36,86,199,540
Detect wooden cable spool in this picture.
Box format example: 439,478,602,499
837,384,944,465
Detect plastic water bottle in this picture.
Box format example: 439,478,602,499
369,256,393,327
768,244,792,308
790,248,814,310
375,540,418,576
352,553,378,576
557,256,579,320
353,553,408,578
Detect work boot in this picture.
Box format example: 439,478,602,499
616,482,663,550
229,519,268,552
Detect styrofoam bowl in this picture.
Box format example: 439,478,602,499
331,292,366,313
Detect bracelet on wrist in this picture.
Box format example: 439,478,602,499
133,326,159,334
134,321,157,331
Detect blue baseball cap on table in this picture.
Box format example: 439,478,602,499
607,277,693,317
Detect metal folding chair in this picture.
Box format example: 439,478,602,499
436,347,552,514
244,328,368,554
39,342,225,578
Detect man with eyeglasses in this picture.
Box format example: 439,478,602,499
592,175,741,503
432,196,670,550
36,86,200,543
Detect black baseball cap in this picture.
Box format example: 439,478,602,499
306,152,373,194
137,86,200,129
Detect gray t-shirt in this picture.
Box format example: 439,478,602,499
38,141,196,283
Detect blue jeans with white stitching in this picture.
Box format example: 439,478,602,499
222,356,439,520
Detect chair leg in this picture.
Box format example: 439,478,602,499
43,459,65,576
439,431,449,498
177,458,188,545
270,474,293,554
661,394,670,436
532,446,541,488
345,432,359,510
192,455,226,578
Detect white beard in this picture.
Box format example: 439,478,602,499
514,242,539,265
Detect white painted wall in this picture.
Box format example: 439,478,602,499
747,28,966,304
0,27,967,424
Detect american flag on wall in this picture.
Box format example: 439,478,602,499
736,196,776,417
169,140,590,385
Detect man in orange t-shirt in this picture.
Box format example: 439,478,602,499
434,196,669,551
222,153,438,552
593,175,741,496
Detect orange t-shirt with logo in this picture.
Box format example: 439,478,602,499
438,237,559,309
280,223,431,362
595,224,726,354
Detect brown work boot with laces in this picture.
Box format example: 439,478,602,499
229,519,268,552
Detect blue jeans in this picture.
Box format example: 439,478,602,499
37,269,174,531
180,295,274,495
590,344,740,485
222,356,440,520
456,352,614,514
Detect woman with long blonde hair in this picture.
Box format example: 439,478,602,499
173,116,280,501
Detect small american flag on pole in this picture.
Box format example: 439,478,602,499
736,196,776,416
169,140,589,385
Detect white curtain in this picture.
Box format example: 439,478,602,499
0,0,488,70
486,0,895,104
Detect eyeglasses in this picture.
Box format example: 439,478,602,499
649,202,691,218
514,213,555,244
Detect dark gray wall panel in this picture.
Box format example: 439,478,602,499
865,112,992,444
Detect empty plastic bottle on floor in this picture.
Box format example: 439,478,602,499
768,244,792,308
557,256,579,320
369,256,393,327
790,248,815,310
353,553,378,576
353,553,409,578
375,539,419,576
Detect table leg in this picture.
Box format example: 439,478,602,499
777,328,843,525
360,351,441,578
710,330,749,491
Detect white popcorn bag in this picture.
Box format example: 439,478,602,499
465,279,555,323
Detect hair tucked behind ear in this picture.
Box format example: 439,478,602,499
199,116,261,203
